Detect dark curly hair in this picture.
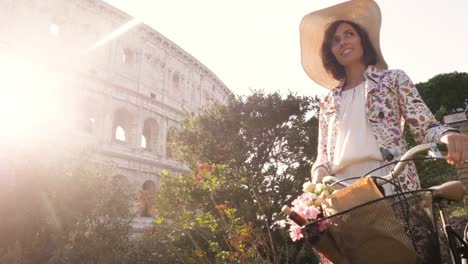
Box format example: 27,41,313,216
321,20,377,81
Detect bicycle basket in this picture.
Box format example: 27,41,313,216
303,190,440,264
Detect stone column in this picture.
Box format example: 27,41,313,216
102,108,115,143
162,117,169,157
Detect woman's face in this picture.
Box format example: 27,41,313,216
330,22,364,67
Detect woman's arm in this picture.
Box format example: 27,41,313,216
311,102,333,183
396,70,458,143
396,70,466,164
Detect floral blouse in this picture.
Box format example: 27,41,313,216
312,66,456,191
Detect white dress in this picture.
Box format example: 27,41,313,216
331,82,391,193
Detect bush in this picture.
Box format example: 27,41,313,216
144,166,318,264
0,147,135,264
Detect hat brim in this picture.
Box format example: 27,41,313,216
300,0,388,89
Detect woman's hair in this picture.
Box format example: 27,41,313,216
321,20,377,81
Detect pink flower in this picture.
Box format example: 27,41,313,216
304,206,320,220
289,224,303,241
286,182,334,241
318,220,328,232
302,192,316,203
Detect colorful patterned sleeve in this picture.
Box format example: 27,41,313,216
395,70,456,144
311,98,333,176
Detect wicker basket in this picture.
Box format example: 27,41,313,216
303,190,441,264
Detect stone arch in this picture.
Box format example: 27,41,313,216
112,108,134,143
122,48,135,65
140,179,157,217
173,71,180,90
141,118,159,152
142,180,156,193
77,97,99,134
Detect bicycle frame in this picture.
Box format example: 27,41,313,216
436,199,468,264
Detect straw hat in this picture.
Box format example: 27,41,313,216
300,0,388,89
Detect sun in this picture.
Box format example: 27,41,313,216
0,59,72,145
0,17,143,148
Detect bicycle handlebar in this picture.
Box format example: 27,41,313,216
430,181,465,201
322,143,453,188
380,142,447,182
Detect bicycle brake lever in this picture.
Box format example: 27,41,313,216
428,143,445,159
322,176,339,184
322,176,350,188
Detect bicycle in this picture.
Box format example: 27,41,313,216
303,142,468,264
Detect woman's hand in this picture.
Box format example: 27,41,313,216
440,132,468,165
311,166,331,184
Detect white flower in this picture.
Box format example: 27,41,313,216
302,181,315,193
315,183,324,193
319,189,330,199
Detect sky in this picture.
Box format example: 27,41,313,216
102,0,468,97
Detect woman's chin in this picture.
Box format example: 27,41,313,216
339,59,365,68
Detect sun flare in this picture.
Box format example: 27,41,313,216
0,60,72,145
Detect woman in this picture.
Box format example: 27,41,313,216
299,0,467,192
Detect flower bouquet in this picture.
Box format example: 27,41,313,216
285,181,349,264
287,182,333,241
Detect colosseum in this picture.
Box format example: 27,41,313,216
0,0,231,192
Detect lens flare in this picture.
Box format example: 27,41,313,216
0,60,73,146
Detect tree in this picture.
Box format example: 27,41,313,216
416,72,468,120
172,92,321,225
170,92,321,218
156,91,321,263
